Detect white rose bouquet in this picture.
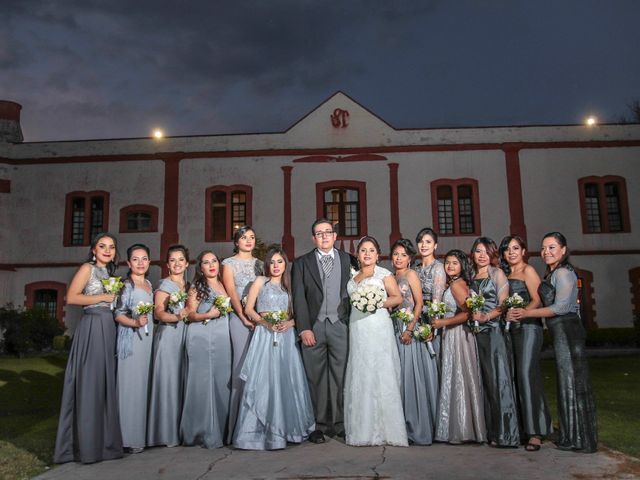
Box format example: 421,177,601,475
263,310,289,346
101,276,124,310
350,284,385,314
168,291,188,322
465,292,485,333
502,292,528,331
132,301,154,335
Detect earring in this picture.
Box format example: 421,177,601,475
92,254,96,262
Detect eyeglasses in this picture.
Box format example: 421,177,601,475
314,230,334,238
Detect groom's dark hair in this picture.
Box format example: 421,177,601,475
311,218,334,235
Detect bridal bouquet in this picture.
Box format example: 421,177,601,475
101,276,124,310
465,292,485,333
350,285,385,314
132,301,154,335
502,292,528,331
263,310,288,346
168,291,188,322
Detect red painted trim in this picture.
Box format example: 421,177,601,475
3,140,640,166
24,281,66,327
293,154,388,163
574,268,597,329
0,101,21,122
315,180,368,240
160,157,181,275
528,249,640,256
388,163,401,246
63,190,110,246
204,184,253,242
629,267,640,318
503,147,527,243
430,178,481,237
119,204,159,233
281,166,295,259
578,175,631,234
0,179,10,193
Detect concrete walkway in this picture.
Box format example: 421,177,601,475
35,438,640,480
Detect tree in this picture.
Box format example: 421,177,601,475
617,100,640,124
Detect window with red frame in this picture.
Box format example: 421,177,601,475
64,191,109,246
578,176,630,234
119,204,158,233
205,185,252,242
25,281,66,327
315,181,367,239
431,179,480,236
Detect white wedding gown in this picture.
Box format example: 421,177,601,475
344,266,409,446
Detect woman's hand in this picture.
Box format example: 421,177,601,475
400,329,413,345
505,308,520,322
275,319,295,333
101,293,116,304
509,307,527,320
431,318,445,330
137,314,149,327
473,311,490,323
207,306,221,319
241,316,255,330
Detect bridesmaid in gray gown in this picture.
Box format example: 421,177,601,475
114,244,154,453
499,235,552,451
391,239,438,445
510,232,597,453
233,246,315,449
433,250,486,444
147,245,190,447
470,237,520,447
54,233,123,464
181,250,232,448
415,228,446,355
221,226,264,442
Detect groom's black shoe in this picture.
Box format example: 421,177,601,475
308,430,326,444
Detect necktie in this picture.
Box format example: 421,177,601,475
320,254,334,278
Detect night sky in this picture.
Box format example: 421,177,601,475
2,0,640,142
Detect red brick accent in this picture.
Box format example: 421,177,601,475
574,267,597,330
281,166,295,259
503,146,527,243
119,204,159,233
24,281,66,327
388,163,401,246
63,191,110,246
160,157,181,275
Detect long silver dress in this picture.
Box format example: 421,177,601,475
416,259,446,355
392,273,438,445
180,286,231,448
114,279,154,450
435,286,486,443
147,278,187,447
54,264,123,464
508,279,552,440
222,256,263,443
233,279,315,450
540,266,597,452
471,267,520,447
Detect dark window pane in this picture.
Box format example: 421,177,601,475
323,188,359,237
211,191,227,241
584,183,601,233
90,197,104,240
127,211,152,231
457,185,474,234
71,197,85,245
436,186,453,234
231,191,247,232
34,289,57,319
605,182,623,232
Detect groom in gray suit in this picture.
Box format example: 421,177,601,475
292,219,354,443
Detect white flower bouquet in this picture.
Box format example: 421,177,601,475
263,310,289,346
502,292,528,331
413,324,433,343
101,276,124,310
465,292,485,333
168,291,188,322
350,284,385,314
390,307,413,326
214,295,233,315
133,301,154,335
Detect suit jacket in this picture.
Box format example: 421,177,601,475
291,248,355,333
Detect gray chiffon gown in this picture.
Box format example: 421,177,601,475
180,286,232,448
471,268,520,447
115,280,154,450
416,259,446,356
54,264,123,464
507,279,552,440
392,273,438,445
147,278,187,447
222,256,263,443
435,286,486,443
540,266,597,452
232,279,315,449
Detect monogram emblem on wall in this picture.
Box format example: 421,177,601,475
330,108,349,128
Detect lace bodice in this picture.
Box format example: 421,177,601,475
222,257,264,298
416,260,446,303
347,266,392,297
83,264,111,309
256,279,289,313
396,273,415,311
442,287,457,319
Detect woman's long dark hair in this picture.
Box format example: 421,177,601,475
444,249,474,286
542,231,574,276
498,235,527,276
87,232,119,276
125,243,151,286
470,237,500,270
233,225,255,254
390,238,416,268
415,227,438,246
264,245,293,317
192,250,220,302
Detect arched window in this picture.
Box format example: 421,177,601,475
63,191,110,246
119,204,159,233
578,176,630,233
25,281,67,327
430,179,480,236
205,185,253,242
316,181,367,239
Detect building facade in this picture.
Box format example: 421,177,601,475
1,93,639,331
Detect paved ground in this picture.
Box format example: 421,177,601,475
35,437,640,480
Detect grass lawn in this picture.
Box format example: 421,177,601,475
0,354,638,479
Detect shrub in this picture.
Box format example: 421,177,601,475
0,304,63,357
52,335,71,351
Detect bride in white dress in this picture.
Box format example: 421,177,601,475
344,236,408,446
